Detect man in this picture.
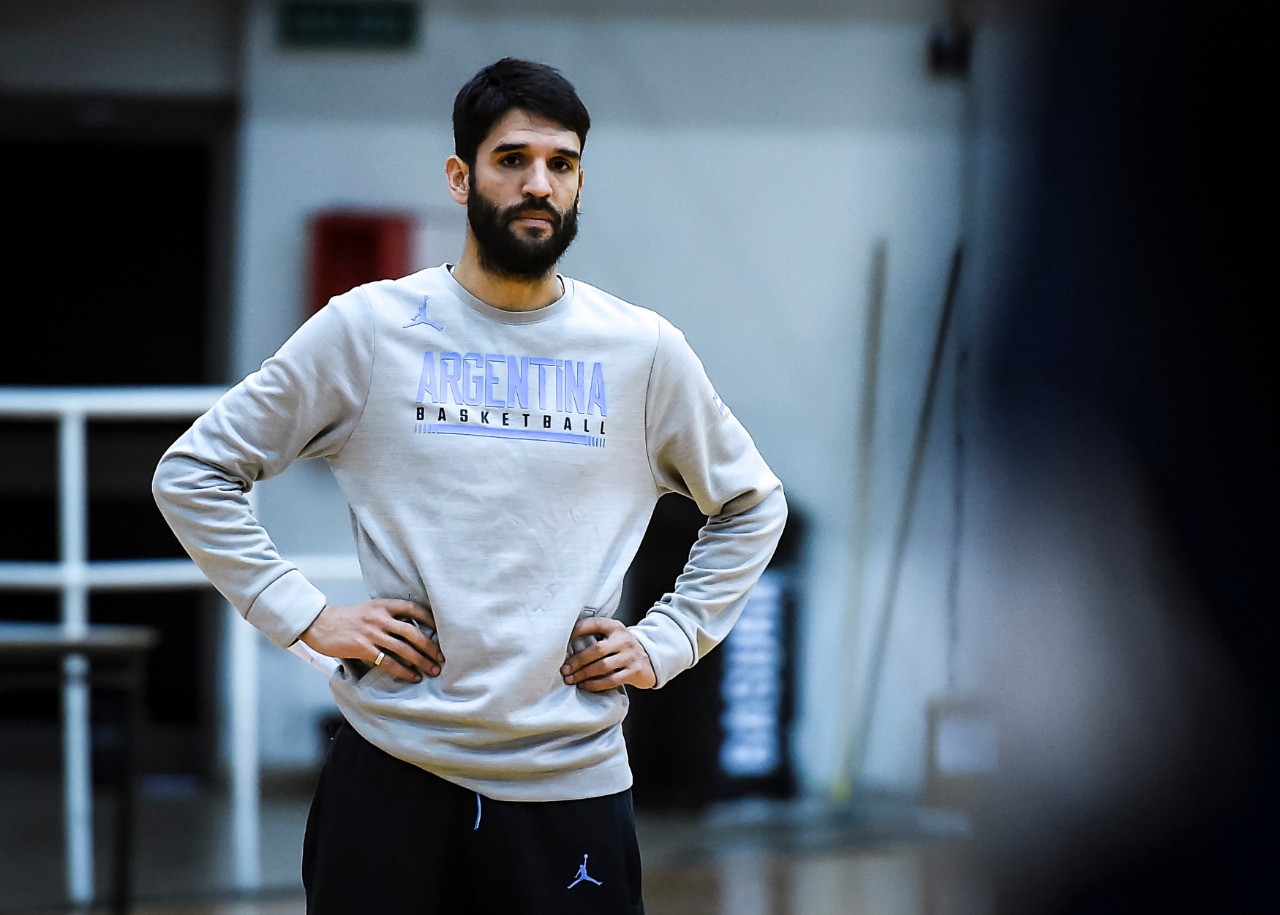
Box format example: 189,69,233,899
153,57,786,914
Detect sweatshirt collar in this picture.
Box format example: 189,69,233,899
442,264,572,325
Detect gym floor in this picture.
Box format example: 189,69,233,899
0,772,989,915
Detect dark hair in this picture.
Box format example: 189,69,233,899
452,58,591,166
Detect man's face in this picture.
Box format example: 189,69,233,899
463,109,583,280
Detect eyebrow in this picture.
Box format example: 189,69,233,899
491,142,581,161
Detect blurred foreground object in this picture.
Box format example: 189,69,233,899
973,0,1277,911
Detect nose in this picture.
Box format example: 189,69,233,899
522,161,553,199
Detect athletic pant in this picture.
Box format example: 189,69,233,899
302,721,645,914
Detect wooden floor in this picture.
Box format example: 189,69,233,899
1,773,990,915
17,845,988,915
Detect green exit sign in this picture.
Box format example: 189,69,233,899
278,1,419,50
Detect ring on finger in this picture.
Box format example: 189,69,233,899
373,650,386,667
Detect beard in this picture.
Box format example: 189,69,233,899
466,182,580,280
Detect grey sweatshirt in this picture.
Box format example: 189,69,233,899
153,264,786,801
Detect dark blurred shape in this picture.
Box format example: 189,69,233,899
978,0,1276,911
1,91,235,385
1,138,212,386
622,495,805,810
928,16,973,79
277,1,420,51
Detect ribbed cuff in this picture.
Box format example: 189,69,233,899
245,569,327,649
630,610,696,689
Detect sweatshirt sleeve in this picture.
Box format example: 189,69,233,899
151,291,374,648
632,318,788,688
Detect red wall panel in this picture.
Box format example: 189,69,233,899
306,209,415,315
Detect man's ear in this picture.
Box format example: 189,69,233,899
445,155,470,205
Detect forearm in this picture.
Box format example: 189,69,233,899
630,483,787,687
152,450,326,647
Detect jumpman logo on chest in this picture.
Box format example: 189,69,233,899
403,295,444,331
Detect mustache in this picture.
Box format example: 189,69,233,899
501,198,563,228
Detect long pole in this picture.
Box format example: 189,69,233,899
831,240,887,805
847,245,965,787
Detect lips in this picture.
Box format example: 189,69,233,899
507,204,559,229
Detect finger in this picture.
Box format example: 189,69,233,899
570,616,622,639
386,640,442,676
564,648,634,684
388,618,446,665
561,640,612,677
380,644,442,679
575,668,631,691
569,623,636,662
377,649,428,683
565,617,624,665
379,599,437,628
564,655,612,682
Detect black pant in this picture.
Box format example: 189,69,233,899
302,722,645,914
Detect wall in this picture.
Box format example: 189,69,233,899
0,0,237,95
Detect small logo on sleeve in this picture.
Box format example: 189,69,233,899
403,295,444,331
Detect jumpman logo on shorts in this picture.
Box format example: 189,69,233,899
403,295,443,331
566,853,603,889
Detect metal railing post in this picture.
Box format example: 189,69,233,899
57,410,94,904
1,386,360,904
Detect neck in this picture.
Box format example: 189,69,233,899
451,239,562,312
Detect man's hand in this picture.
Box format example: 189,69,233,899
561,616,657,691
299,599,444,683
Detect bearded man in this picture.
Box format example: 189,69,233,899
153,57,786,915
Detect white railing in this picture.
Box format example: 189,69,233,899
0,387,354,905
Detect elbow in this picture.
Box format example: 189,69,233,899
151,453,180,513
151,451,195,519
758,478,788,529
769,484,788,541
150,459,169,511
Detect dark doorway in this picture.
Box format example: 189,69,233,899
0,94,237,778
1,140,213,385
